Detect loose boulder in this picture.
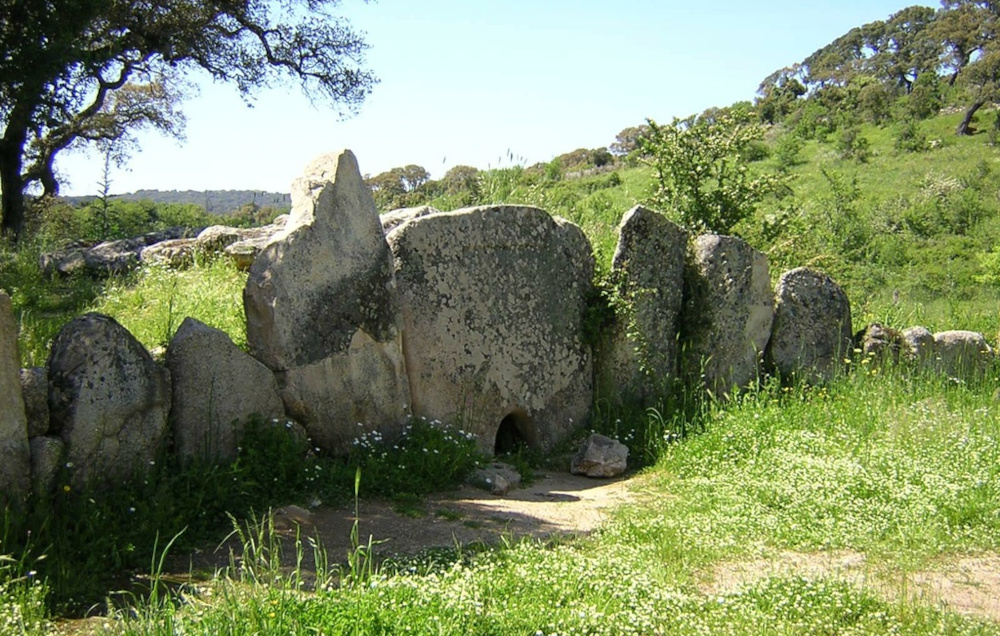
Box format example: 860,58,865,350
0,292,30,499
40,227,197,277
48,313,171,487
933,330,993,379
854,324,905,365
389,205,594,453
766,267,852,382
597,206,687,403
244,150,410,453
683,235,774,397
139,238,197,268
468,462,522,496
570,434,628,478
902,326,935,364
166,317,286,462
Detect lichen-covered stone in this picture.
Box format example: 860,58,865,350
166,317,285,462
902,326,934,364
597,206,687,403
683,235,774,398
766,267,852,382
855,324,905,365
571,434,628,478
0,291,30,499
48,313,171,487
380,205,441,234
933,330,993,379
244,150,410,452
29,436,64,498
389,205,593,453
20,367,49,437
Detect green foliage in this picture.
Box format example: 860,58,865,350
641,109,788,234
91,259,247,351
894,119,929,153
772,132,804,172
347,417,486,499
67,372,1000,636
835,126,871,162
902,71,945,120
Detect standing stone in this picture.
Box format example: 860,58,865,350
0,292,30,499
933,330,993,379
388,206,594,453
48,313,171,487
766,267,852,382
244,150,410,453
597,206,688,403
20,367,50,437
683,235,774,398
166,317,286,462
29,436,64,498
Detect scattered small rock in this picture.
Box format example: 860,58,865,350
468,462,522,496
571,434,628,478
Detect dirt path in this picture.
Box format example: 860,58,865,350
231,470,633,565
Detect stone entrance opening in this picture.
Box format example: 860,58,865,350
494,410,537,455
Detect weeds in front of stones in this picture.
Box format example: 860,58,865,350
0,413,483,615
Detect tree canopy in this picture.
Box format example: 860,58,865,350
759,1,1000,136
0,0,376,241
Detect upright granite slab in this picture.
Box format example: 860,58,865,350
48,313,171,487
388,205,594,453
166,317,285,462
597,206,687,403
244,150,410,452
766,267,852,382
0,291,30,499
683,234,774,398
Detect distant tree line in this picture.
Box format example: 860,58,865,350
63,189,292,216
756,1,1000,136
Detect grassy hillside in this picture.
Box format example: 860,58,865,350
419,108,1000,339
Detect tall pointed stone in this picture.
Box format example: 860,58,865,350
0,292,30,499
244,150,410,452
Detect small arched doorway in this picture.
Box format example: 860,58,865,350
494,409,537,455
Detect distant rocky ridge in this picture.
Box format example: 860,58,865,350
62,189,291,215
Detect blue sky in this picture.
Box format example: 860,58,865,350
56,0,936,196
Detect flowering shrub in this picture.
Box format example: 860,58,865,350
348,416,485,498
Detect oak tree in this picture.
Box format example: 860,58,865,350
0,0,376,240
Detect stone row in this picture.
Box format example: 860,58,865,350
1,149,994,499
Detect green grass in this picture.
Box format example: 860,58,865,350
30,368,996,635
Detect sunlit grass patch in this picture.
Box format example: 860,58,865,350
91,258,247,351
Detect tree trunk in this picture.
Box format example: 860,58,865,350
956,99,986,135
0,144,26,242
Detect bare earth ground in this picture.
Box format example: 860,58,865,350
198,470,635,567
61,471,999,632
